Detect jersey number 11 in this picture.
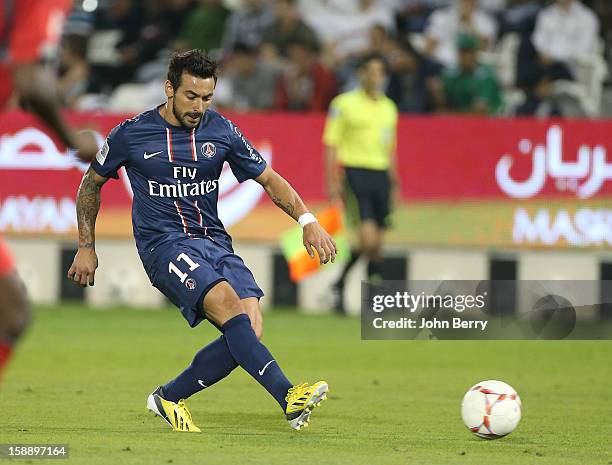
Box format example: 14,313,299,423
168,253,201,283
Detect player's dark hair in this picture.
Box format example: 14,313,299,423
358,52,388,73
167,49,217,90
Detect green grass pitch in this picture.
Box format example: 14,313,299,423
2,305,611,465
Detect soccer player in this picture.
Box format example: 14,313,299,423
0,0,99,158
67,50,337,432
0,242,29,382
323,53,400,314
0,0,99,381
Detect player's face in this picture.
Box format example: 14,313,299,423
169,72,216,128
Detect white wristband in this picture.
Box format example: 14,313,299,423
298,212,317,228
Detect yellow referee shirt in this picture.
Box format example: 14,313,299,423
323,88,398,171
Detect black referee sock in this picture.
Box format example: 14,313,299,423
335,248,361,287
221,313,293,411
367,260,383,282
162,335,238,402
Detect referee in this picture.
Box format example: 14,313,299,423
323,53,400,314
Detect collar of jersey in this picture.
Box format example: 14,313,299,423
154,104,205,131
357,87,384,104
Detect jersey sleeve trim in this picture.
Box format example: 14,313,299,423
90,124,129,179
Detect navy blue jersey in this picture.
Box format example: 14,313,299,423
91,107,267,258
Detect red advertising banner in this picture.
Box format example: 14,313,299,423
399,116,612,200
1,111,611,248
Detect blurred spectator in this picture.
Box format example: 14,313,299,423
479,0,507,14
215,43,279,111
298,0,395,61
591,0,612,46
591,0,612,81
498,0,543,107
221,0,274,54
497,0,542,37
429,34,502,114
517,0,600,115
177,0,231,55
118,0,195,68
89,0,145,90
396,0,503,35
341,22,401,80
58,35,91,108
91,0,194,88
261,0,318,61
56,0,612,116
386,43,426,112
64,4,96,36
424,0,497,69
367,23,400,58
275,39,337,111
396,0,451,34
94,0,144,37
356,24,424,112
532,0,600,72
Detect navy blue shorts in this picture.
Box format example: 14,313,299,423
145,236,263,328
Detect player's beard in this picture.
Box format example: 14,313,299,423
172,100,202,128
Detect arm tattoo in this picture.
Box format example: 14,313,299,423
261,169,305,221
76,168,102,249
271,194,295,217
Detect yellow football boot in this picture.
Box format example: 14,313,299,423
146,386,201,432
285,381,328,430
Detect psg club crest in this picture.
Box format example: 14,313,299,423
201,142,216,159
185,278,197,290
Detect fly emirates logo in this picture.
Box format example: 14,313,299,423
148,166,218,198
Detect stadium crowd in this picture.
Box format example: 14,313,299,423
36,0,612,116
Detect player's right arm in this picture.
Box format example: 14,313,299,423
67,123,130,286
67,168,109,287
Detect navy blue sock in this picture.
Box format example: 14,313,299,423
162,335,237,402
221,314,292,411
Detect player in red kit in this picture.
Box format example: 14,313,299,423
0,0,98,381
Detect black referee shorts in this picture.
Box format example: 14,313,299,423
342,167,392,229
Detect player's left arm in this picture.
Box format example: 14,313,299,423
255,165,337,264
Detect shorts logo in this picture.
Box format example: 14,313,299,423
185,278,197,290
201,142,216,159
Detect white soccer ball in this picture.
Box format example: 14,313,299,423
461,380,522,439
